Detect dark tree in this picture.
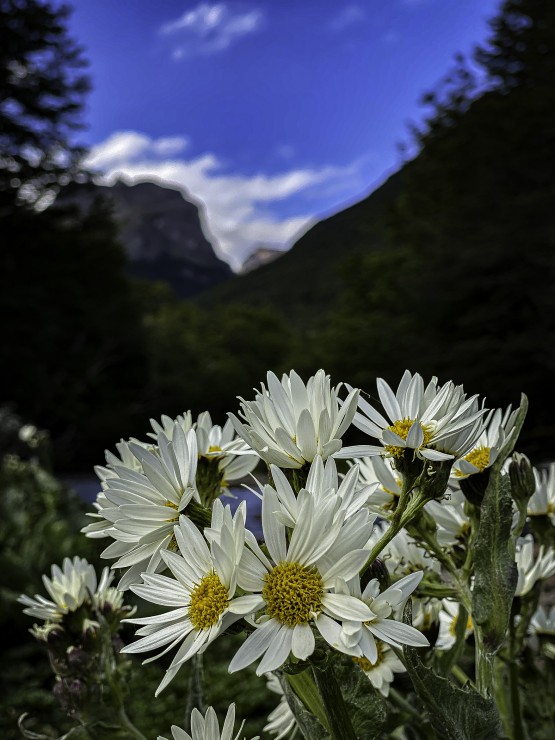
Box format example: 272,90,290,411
0,0,89,214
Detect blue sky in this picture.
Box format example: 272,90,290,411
69,0,501,269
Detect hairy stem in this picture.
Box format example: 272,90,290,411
312,661,357,740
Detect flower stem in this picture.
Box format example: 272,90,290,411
311,661,357,740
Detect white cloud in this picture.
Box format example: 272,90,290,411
85,131,361,271
160,2,263,58
86,131,189,170
328,5,366,32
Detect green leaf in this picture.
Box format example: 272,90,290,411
472,472,516,653
333,655,388,740
402,603,502,740
278,672,330,740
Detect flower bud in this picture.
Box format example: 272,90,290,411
509,452,535,505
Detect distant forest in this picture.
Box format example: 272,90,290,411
1,0,554,468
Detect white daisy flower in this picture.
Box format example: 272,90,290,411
122,506,254,695
337,370,487,463
515,534,555,596
530,605,555,636
352,641,405,697
350,455,402,516
195,411,259,483
148,411,193,440
267,455,374,527
158,703,258,740
451,406,518,479
228,488,375,675
376,524,441,577
18,557,106,623
425,487,470,548
527,463,555,523
435,600,473,650
264,674,297,739
334,572,429,663
411,597,442,632
82,425,200,590
228,369,359,469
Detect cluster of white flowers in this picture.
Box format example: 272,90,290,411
19,368,555,739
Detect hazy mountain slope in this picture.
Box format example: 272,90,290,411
59,180,232,298
197,169,403,323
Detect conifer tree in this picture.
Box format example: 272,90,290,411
0,0,89,214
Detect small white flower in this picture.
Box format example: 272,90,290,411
148,411,193,440
515,534,555,596
337,370,487,462
194,411,259,483
228,489,375,675
228,369,359,469
435,600,473,650
451,406,518,479
158,703,258,740
18,557,106,623
82,425,200,590
375,524,441,577
527,463,555,523
425,487,470,548
530,605,555,636
352,641,405,697
122,506,254,695
335,573,429,662
264,674,297,739
350,455,402,516
268,455,374,527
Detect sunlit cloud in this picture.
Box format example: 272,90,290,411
160,2,263,58
85,131,363,270
86,131,189,169
328,5,366,32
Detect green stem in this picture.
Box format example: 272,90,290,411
474,628,494,697
364,480,425,569
312,662,357,740
509,615,526,740
285,669,330,732
389,688,423,720
493,657,513,739
451,664,472,686
117,707,148,740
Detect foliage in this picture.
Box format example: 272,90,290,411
0,0,89,213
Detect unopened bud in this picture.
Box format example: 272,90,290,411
509,452,535,505
362,558,390,592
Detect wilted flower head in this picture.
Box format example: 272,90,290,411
228,369,359,469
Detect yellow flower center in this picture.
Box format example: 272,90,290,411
208,445,222,454
188,572,229,630
449,614,473,637
384,418,433,458
461,445,491,473
263,562,323,627
352,642,386,671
